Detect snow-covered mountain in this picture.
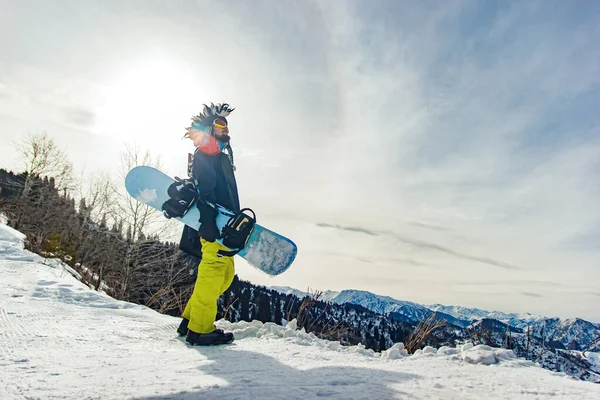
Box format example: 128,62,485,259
272,287,432,320
270,286,311,300
270,286,342,304
331,290,428,318
271,286,600,351
468,318,524,334
427,306,600,351
427,303,547,329
528,318,600,351
271,287,501,328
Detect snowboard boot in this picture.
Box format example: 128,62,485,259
177,318,189,337
186,328,234,346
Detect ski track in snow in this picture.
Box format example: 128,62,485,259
1,223,599,399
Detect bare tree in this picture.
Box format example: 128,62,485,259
535,325,547,363
16,132,74,197
75,169,116,224
108,143,181,300
74,142,177,240
2,134,75,255
113,143,167,240
505,324,513,349
293,289,323,330
466,323,490,346
404,312,447,354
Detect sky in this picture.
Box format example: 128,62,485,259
0,0,599,321
2,224,600,397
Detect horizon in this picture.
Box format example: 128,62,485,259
269,284,599,324
1,1,599,321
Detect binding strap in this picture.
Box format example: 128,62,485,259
217,208,256,257
161,177,197,219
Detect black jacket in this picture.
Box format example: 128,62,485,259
192,149,240,212
179,149,240,258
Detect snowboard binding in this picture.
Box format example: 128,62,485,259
161,177,198,219
218,208,257,257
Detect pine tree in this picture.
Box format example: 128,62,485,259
274,295,283,324
240,288,250,321
258,293,272,322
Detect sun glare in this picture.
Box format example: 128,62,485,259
94,56,202,143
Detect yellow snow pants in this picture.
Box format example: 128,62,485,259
182,239,235,334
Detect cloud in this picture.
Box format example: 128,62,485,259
63,107,95,128
455,280,568,289
0,81,9,99
407,221,455,233
316,223,379,237
521,292,544,298
558,223,600,252
317,222,525,270
389,231,526,271
311,248,437,270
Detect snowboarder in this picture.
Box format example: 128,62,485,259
174,103,240,345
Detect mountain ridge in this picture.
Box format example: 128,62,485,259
270,286,600,352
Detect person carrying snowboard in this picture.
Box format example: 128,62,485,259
172,102,240,345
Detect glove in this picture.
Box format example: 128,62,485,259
162,179,197,219
197,201,220,242
198,219,219,242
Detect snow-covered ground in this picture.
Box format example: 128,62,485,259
1,223,599,399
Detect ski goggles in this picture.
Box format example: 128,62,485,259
212,118,228,130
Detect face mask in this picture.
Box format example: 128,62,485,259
215,134,230,144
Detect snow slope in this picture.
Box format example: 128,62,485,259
2,223,600,399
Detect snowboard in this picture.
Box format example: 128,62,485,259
125,166,297,276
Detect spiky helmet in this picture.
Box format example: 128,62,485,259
189,102,235,131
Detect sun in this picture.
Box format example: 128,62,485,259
94,55,204,143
